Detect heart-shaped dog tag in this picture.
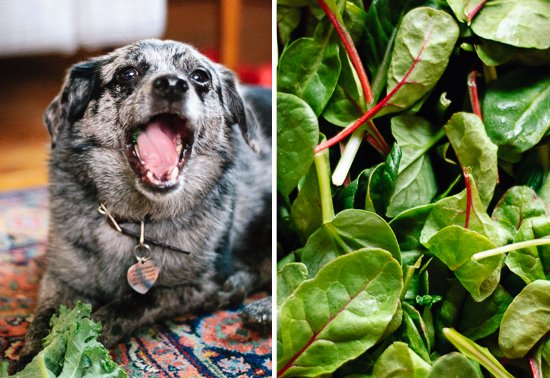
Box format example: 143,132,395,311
127,259,160,294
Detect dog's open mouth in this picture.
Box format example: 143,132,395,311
126,113,193,190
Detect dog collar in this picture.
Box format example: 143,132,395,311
97,203,191,255
98,203,191,294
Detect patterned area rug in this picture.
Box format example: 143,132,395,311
0,188,272,377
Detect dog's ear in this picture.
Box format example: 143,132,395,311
217,66,261,153
44,60,101,148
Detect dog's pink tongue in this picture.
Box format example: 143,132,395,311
137,122,179,178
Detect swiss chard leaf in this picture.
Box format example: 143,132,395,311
499,280,550,359
492,185,548,237
278,249,403,377
290,164,323,243
277,92,319,197
379,7,459,117
277,262,309,310
445,112,498,208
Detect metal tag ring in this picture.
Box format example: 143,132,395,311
134,244,152,263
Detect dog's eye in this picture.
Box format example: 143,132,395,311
190,69,209,85
118,66,140,82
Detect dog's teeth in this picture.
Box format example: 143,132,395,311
176,137,183,156
169,167,179,181
146,170,156,183
134,144,142,161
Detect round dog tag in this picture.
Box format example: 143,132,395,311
127,259,160,294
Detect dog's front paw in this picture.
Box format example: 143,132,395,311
240,296,272,335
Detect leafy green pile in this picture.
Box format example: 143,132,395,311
1,302,127,378
277,0,550,376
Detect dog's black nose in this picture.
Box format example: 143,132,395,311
153,75,188,102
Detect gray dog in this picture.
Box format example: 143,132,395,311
15,39,272,369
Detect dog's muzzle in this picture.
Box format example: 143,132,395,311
125,109,194,191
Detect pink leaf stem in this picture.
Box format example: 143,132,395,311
466,0,487,24
317,0,373,104
463,168,472,229
467,70,482,119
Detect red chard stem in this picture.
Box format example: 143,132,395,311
463,168,473,229
467,70,482,119
317,0,374,104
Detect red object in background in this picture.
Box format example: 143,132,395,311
200,48,272,87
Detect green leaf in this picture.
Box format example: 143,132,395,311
371,342,432,378
492,186,548,237
278,5,302,46
323,49,366,126
299,209,401,277
278,249,403,377
482,67,550,162
381,7,459,116
277,92,319,197
428,352,482,378
277,262,309,310
401,303,431,362
278,25,341,116
425,225,503,302
390,204,434,251
445,112,498,208
506,216,550,283
290,164,323,242
443,328,513,378
499,280,550,358
474,39,516,66
470,0,550,49
369,144,402,216
362,0,424,101
458,285,513,340
420,178,511,247
387,115,443,217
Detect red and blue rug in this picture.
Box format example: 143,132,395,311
0,188,272,377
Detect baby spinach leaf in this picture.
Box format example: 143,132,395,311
387,115,443,217
425,225,503,302
299,209,400,277
323,50,366,126
371,342,432,378
278,5,301,46
380,7,459,117
474,39,516,67
369,144,402,215
470,0,550,49
428,352,482,378
482,67,550,162
278,249,403,377
401,302,431,361
445,112,498,208
277,262,308,310
278,24,341,116
506,217,550,284
277,92,319,197
290,164,322,243
499,280,550,359
458,285,512,340
446,0,486,23
443,328,513,378
390,204,434,251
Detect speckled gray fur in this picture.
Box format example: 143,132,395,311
15,39,271,370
